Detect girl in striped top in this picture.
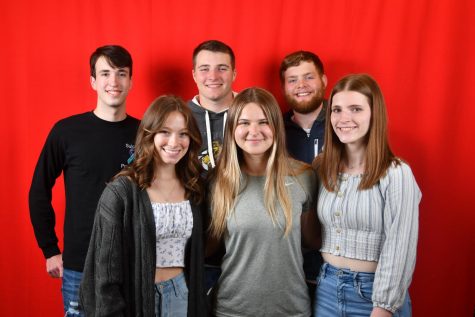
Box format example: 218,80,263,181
313,74,421,317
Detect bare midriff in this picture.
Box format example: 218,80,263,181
322,252,378,273
155,267,184,283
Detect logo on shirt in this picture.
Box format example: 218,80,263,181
122,143,135,168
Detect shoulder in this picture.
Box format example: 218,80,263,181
46,112,91,140
384,159,416,182
290,159,317,190
52,112,91,130
125,115,140,126
380,159,421,197
101,176,138,201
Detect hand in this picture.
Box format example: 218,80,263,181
370,307,392,317
46,254,63,278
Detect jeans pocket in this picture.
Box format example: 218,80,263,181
355,279,373,303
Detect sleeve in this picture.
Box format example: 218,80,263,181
372,162,421,312
79,183,127,316
28,123,65,258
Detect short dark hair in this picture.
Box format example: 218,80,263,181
90,45,133,78
192,40,235,69
279,51,324,83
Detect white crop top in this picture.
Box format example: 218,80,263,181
151,200,193,268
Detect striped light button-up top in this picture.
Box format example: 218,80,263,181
317,161,421,312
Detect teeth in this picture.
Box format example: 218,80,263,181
296,92,311,97
163,148,180,154
339,127,355,131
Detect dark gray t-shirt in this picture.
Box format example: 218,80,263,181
214,169,316,317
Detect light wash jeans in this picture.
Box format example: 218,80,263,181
62,269,84,317
314,263,411,317
155,272,188,317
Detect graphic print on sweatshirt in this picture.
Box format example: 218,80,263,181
199,140,222,170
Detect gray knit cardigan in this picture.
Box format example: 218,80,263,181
79,176,207,316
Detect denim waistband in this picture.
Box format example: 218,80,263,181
320,262,375,283
155,272,186,296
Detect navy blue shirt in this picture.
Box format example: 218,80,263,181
284,101,327,164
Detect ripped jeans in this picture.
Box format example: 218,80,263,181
62,269,84,317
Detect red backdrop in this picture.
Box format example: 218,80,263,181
1,0,474,315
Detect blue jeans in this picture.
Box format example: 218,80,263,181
62,269,84,317
155,272,188,317
314,263,412,317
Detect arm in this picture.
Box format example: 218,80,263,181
300,167,321,250
372,162,421,313
301,209,321,250
80,183,127,316
29,124,65,266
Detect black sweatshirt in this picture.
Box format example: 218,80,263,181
29,111,139,271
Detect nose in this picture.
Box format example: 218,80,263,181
297,78,306,88
168,133,178,146
248,123,259,135
208,68,219,80
109,74,119,86
340,109,351,121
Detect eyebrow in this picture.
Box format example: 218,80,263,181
197,64,230,68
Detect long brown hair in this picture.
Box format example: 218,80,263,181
315,74,398,191
209,87,301,239
116,95,204,203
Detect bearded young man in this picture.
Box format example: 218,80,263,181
280,51,328,308
280,51,328,164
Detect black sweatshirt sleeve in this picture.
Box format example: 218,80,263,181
29,123,65,259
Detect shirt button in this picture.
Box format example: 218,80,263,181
335,211,341,217
335,245,340,251
337,191,344,197
336,229,341,233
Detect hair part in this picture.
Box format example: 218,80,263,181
115,95,204,204
279,50,324,84
314,73,398,191
209,87,297,239
90,45,133,78
192,40,235,69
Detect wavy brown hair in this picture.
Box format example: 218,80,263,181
116,95,204,203
314,74,398,191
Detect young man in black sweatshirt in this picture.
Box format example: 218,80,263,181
29,45,139,316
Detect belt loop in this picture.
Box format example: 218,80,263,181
321,262,328,279
352,271,358,288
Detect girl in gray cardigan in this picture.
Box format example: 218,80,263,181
80,96,208,317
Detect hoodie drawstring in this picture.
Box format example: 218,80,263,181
205,110,216,168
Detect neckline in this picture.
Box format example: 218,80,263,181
150,200,189,205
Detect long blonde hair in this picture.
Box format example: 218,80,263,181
314,74,398,191
209,87,298,239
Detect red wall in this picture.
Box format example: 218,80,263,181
1,0,474,315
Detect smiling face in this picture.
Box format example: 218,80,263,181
234,102,274,160
330,90,371,147
154,111,190,166
192,50,236,108
283,61,327,114
90,56,132,110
